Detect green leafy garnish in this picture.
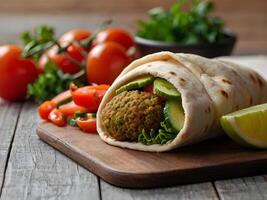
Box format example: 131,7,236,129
68,118,78,127
138,129,177,145
136,0,224,44
27,60,85,102
21,25,56,61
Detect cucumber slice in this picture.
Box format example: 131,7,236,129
164,100,185,133
116,75,154,94
153,78,180,100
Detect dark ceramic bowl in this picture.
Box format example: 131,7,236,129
135,32,237,58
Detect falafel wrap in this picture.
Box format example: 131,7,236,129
97,52,267,152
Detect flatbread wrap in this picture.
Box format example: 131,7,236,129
97,52,267,152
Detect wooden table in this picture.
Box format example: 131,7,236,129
0,13,267,200
2,102,267,200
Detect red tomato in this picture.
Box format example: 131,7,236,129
38,101,56,120
87,42,130,85
77,114,97,133
51,90,71,105
59,29,91,46
48,108,66,126
39,44,84,74
144,84,153,93
0,45,39,101
58,101,88,117
93,28,134,51
39,29,91,74
70,83,109,112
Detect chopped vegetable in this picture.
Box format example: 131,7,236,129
76,113,97,133
136,0,225,44
58,101,88,117
48,108,66,127
38,101,56,120
70,83,110,112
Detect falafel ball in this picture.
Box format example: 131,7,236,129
101,90,164,141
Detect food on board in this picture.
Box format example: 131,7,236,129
97,52,267,152
38,84,109,133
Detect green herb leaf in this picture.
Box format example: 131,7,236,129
27,60,85,102
21,25,55,61
136,0,225,44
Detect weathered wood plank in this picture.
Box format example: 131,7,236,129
215,176,267,200
0,100,21,193
100,180,218,200
0,102,100,200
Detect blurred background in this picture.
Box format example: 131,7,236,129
0,0,266,54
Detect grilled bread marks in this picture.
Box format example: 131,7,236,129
218,60,265,105
220,90,229,98
222,79,232,85
177,54,250,123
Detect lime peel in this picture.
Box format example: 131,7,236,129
220,103,267,149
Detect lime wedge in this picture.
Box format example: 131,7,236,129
220,103,267,148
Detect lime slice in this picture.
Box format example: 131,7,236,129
220,103,267,148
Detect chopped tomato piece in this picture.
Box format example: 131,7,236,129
48,108,66,126
38,101,56,120
51,90,72,105
144,84,153,93
76,114,97,133
59,100,88,117
70,83,109,112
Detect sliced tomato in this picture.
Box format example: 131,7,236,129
38,101,56,120
70,84,109,112
48,108,66,126
77,114,97,133
58,100,88,117
51,90,72,106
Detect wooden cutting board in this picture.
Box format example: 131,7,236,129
37,122,267,188
37,56,267,188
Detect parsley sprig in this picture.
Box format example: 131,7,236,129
136,0,224,44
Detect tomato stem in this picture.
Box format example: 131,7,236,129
80,19,112,49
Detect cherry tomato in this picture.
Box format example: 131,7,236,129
93,28,134,51
70,83,109,112
39,44,84,74
59,29,91,46
51,90,71,105
48,108,66,126
39,29,91,74
87,42,130,85
0,45,39,102
38,101,56,120
77,114,97,133
58,100,88,117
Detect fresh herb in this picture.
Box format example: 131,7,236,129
138,129,177,145
136,0,224,44
68,118,78,127
138,116,180,145
74,112,88,118
28,60,85,102
21,25,56,61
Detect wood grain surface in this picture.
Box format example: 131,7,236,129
37,122,267,188
0,103,100,200
0,101,21,194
